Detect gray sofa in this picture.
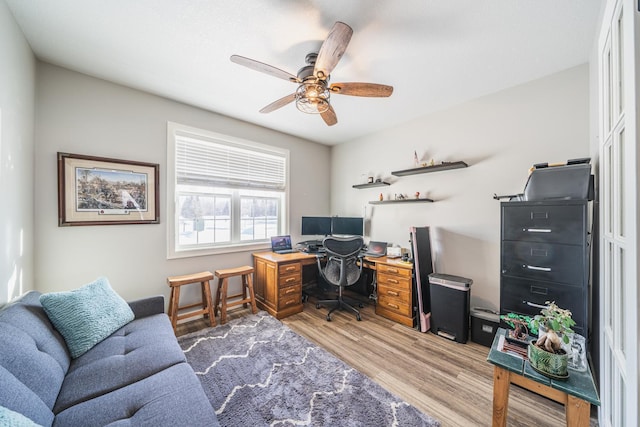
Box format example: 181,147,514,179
0,291,219,427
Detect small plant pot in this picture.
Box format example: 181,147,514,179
527,340,569,379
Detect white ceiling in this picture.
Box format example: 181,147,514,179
5,0,601,145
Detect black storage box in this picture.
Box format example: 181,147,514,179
428,273,473,343
470,307,500,347
523,162,593,201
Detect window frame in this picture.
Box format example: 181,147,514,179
166,122,290,259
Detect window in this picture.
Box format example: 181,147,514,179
167,122,289,258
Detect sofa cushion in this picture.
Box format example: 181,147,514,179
53,363,219,427
40,277,135,358
53,314,187,414
0,405,42,427
0,292,69,426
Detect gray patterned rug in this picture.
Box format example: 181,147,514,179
178,311,440,427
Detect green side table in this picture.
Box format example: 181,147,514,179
487,328,600,426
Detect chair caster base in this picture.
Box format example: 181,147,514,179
356,314,362,321
326,315,332,321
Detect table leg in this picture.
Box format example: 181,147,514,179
492,366,510,427
565,394,590,427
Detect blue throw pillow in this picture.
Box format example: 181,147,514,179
0,406,42,427
39,277,134,358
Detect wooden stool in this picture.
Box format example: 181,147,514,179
166,271,216,333
214,266,258,325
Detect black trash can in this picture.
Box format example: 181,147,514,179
428,273,473,343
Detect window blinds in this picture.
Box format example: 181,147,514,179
176,134,286,190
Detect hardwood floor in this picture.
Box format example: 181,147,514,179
176,297,599,427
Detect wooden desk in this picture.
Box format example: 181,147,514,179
252,251,414,324
487,328,600,427
252,251,317,319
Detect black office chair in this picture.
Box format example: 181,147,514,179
315,235,364,321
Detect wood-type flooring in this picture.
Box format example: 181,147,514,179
176,297,599,427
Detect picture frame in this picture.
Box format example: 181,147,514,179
57,152,159,226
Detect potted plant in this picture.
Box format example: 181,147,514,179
500,313,537,344
527,301,576,378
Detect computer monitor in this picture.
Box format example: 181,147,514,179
301,216,332,236
331,216,364,236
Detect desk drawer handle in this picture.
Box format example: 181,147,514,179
386,290,399,296
386,278,399,284
284,288,296,294
283,299,296,306
285,266,296,272
523,264,551,272
285,277,297,283
387,303,399,309
387,268,398,273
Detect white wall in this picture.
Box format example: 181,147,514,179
331,65,590,310
34,63,330,303
0,1,36,304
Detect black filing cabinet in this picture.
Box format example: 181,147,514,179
500,200,591,338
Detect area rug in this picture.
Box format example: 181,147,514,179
178,311,440,427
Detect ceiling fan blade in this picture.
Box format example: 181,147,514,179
320,104,338,126
259,93,296,113
314,22,353,80
230,55,300,83
329,82,394,97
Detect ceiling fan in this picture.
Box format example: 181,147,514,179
230,21,393,126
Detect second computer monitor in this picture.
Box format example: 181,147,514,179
301,216,332,236
331,216,364,236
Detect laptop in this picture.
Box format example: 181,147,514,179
363,241,387,257
270,235,297,254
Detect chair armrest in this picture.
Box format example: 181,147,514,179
128,295,165,319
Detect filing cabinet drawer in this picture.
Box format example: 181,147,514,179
377,263,412,278
377,272,412,291
279,272,301,288
279,263,301,275
502,203,586,245
501,241,585,286
500,277,586,332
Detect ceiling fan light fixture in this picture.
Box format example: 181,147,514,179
295,82,330,114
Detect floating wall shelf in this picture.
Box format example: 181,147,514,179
369,198,434,205
391,161,468,177
352,181,391,189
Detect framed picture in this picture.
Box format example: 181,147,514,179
57,152,159,226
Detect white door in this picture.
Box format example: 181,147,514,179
597,0,639,425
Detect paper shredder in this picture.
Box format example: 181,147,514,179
428,273,473,343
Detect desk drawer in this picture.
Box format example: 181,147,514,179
279,272,301,288
377,263,412,278
378,283,411,305
378,290,411,316
279,262,301,275
279,283,301,299
377,272,412,290
278,294,300,310
501,241,585,286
